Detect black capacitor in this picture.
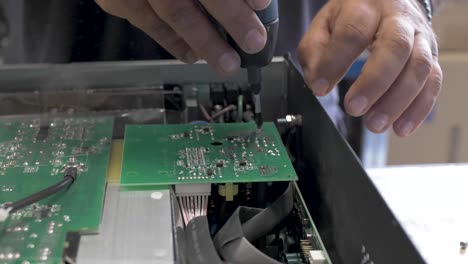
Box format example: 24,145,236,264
36,125,50,141
224,83,240,105
209,83,225,106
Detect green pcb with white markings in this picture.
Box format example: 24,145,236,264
0,116,113,263
121,122,297,186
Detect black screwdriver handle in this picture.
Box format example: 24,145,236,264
230,0,279,68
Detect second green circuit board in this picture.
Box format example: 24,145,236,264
121,122,297,186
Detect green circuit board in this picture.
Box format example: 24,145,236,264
121,122,297,186
0,116,113,263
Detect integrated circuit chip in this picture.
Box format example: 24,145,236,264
121,122,297,186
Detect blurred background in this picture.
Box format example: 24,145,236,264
385,3,468,165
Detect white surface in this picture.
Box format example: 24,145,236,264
77,187,174,264
151,191,164,200
0,208,10,222
368,164,468,264
309,250,326,263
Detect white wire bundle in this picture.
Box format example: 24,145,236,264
178,195,209,225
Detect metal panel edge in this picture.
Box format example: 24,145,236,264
286,58,425,263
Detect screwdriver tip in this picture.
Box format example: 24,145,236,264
255,113,263,132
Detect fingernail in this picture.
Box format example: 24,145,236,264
368,112,389,132
311,78,329,95
185,50,198,63
348,96,368,116
218,52,240,73
397,121,414,136
245,29,266,53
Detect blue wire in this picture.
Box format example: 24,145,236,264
190,120,209,125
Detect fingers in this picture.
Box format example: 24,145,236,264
95,0,127,17
245,0,271,11
97,0,269,74
203,0,267,54
298,0,441,136
96,0,197,63
393,63,443,137
364,34,433,133
344,17,415,117
149,0,241,74
128,1,199,63
298,5,332,90
299,3,379,96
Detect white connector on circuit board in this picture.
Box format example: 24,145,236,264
175,183,211,196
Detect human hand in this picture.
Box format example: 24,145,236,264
298,0,443,137
95,0,271,74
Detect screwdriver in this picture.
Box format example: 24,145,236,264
228,0,279,130
249,68,263,130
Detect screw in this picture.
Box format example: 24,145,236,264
277,115,302,126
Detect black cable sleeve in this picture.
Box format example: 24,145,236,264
9,175,74,213
213,183,294,264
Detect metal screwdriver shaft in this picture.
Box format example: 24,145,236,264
248,68,263,130
226,0,278,131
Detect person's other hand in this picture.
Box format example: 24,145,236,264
95,0,271,74
298,0,442,137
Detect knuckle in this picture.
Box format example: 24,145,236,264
336,5,375,46
429,33,439,57
431,43,439,58
420,67,443,106
337,21,372,47
412,52,432,83
353,3,375,17
430,67,443,95
387,33,412,58
382,18,413,58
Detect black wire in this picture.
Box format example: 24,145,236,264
8,167,78,213
9,176,74,213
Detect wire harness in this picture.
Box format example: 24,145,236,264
175,184,211,225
